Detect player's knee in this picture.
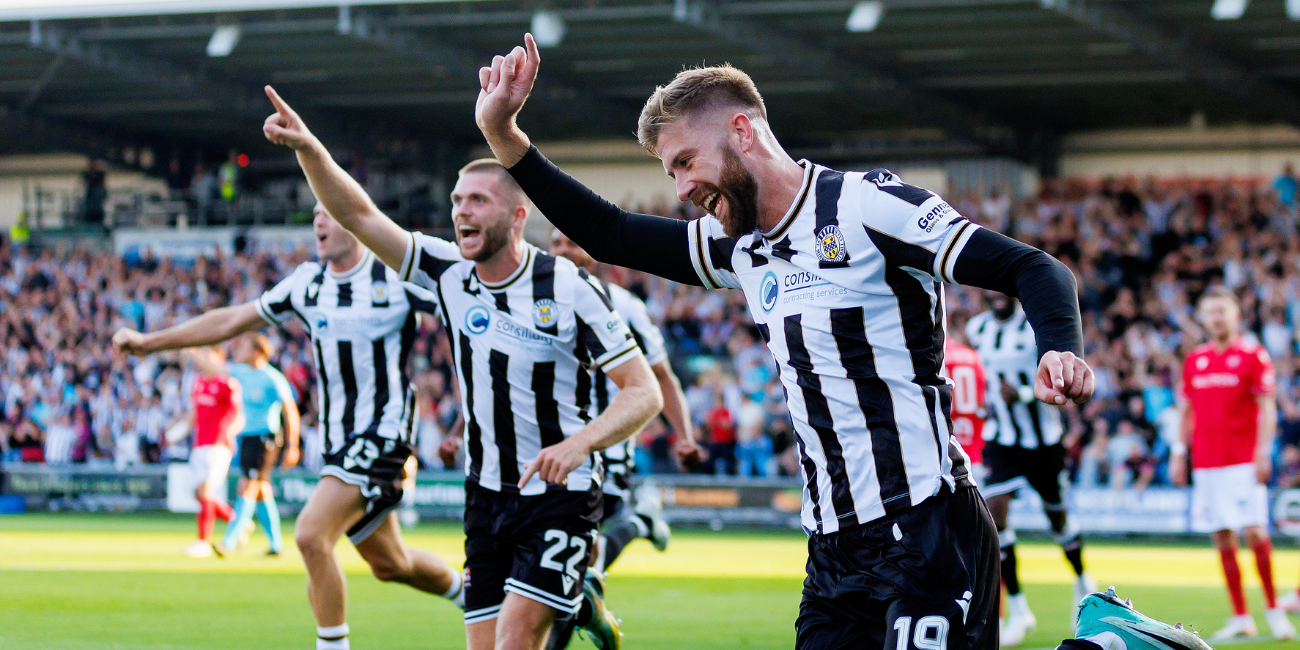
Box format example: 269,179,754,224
367,555,412,583
295,529,331,561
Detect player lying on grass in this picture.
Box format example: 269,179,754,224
113,204,464,650
261,86,663,650
545,229,702,650
182,346,244,558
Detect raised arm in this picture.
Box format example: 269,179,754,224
475,35,707,286
261,86,409,271
950,228,1090,405
112,302,265,355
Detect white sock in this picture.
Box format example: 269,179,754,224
442,570,465,608
317,623,349,650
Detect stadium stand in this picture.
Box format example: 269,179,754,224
6,170,1300,493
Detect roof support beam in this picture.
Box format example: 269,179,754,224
672,0,1038,163
1044,0,1300,126
340,9,635,135
0,105,163,173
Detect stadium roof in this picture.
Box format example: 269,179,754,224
1,0,1299,175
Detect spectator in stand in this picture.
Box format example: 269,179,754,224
81,158,107,225
705,392,736,475
1275,163,1298,208
735,393,770,477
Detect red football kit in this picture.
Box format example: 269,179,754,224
944,340,988,465
1180,339,1275,470
192,374,240,448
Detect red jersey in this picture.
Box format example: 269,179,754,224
192,374,241,448
1180,339,1274,469
944,340,988,464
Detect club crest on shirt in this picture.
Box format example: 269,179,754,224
760,272,779,313
1227,355,1241,368
816,225,847,263
533,299,557,329
1196,356,1209,370
465,305,490,334
370,281,388,303
311,311,328,331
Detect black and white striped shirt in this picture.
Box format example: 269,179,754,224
593,282,669,491
966,307,1063,448
688,162,978,534
256,252,437,460
400,233,642,495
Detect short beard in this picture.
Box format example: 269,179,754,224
466,219,512,262
716,146,760,239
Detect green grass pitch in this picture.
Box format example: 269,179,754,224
2,512,1299,649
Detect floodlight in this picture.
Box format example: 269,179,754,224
206,25,241,57
531,10,565,48
1288,0,1300,19
1210,0,1247,20
846,1,885,32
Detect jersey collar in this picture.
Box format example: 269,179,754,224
327,250,371,279
476,245,534,291
761,159,815,242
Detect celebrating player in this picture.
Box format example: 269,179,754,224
261,87,663,650
113,203,465,650
1174,287,1296,640
546,230,702,650
183,346,244,558
470,35,1113,650
967,292,1096,644
212,333,301,557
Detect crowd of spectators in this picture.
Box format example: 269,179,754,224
9,165,1300,494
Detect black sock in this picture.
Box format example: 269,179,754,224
1057,640,1103,650
574,596,594,628
545,616,578,650
1001,542,1021,596
1060,533,1085,576
602,518,641,571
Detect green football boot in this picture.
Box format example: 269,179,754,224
1073,587,1213,650
577,570,621,650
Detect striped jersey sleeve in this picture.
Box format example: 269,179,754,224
685,216,741,290
612,285,668,366
400,231,465,291
255,263,314,326
857,169,980,283
402,281,441,317
573,273,640,372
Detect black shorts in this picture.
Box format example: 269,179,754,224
981,443,1068,509
797,484,1000,650
462,481,602,625
320,431,413,545
238,433,280,480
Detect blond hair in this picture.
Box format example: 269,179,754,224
458,158,527,207
637,64,767,158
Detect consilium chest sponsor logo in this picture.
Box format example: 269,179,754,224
532,298,557,329
815,225,847,263
759,272,779,313
465,305,491,334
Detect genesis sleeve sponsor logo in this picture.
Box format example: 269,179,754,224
916,202,954,233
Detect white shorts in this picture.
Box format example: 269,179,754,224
189,444,232,489
1191,463,1269,533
